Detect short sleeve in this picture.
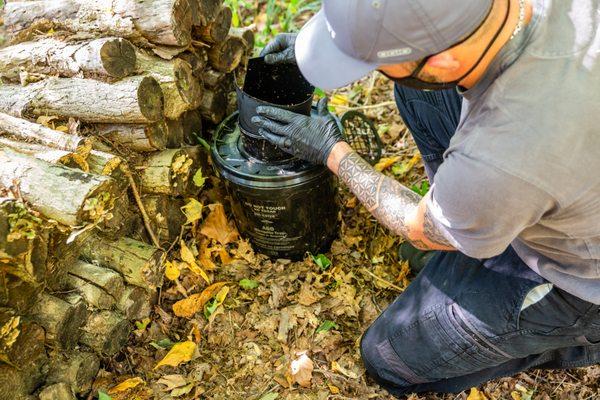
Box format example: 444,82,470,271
426,152,556,259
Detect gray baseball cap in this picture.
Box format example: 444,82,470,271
296,0,493,90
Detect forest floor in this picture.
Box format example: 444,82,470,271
96,74,600,400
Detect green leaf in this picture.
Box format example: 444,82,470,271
149,338,175,350
239,279,259,290
311,254,332,271
135,318,151,331
314,87,326,98
98,391,112,400
204,298,219,319
259,393,279,400
193,168,206,188
316,320,339,334
410,181,430,196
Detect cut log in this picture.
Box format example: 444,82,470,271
141,195,185,245
137,50,203,119
93,122,168,152
196,0,223,26
202,67,229,89
5,0,193,47
0,37,137,81
39,383,76,400
0,137,88,171
0,149,118,226
79,310,130,355
30,293,88,349
66,260,125,309
87,150,125,182
0,278,42,313
208,35,245,73
79,235,164,290
0,76,164,124
0,112,88,152
181,109,203,144
195,6,232,44
230,27,255,55
46,351,100,396
139,148,197,196
0,312,47,400
198,88,227,124
166,118,185,148
179,47,207,78
118,285,155,320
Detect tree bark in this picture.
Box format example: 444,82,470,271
0,137,88,171
66,260,125,309
198,88,227,124
139,148,197,196
87,150,125,182
0,149,118,226
0,37,137,81
208,35,245,73
195,6,231,44
0,313,47,400
30,293,88,349
136,50,203,119
79,310,130,355
141,195,185,246
230,27,255,55
39,383,76,400
0,76,164,124
195,0,223,27
0,112,88,152
5,0,193,47
93,121,168,152
79,235,164,290
118,285,156,320
46,351,100,396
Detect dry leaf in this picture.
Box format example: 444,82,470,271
172,282,228,318
157,374,188,391
165,261,180,281
108,377,145,394
467,388,489,400
374,156,401,172
200,204,239,245
218,248,233,265
288,352,314,388
328,384,340,394
154,341,197,370
180,241,210,284
297,282,321,306
331,360,359,379
181,199,203,225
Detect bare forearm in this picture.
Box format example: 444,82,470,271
328,143,454,250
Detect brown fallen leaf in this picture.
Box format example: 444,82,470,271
156,374,188,391
288,352,314,388
154,341,197,370
172,282,229,318
180,240,210,284
467,387,489,400
200,203,239,245
108,377,145,394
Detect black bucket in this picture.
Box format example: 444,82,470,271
236,57,314,162
212,111,339,260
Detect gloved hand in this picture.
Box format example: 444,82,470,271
260,33,298,65
252,98,344,165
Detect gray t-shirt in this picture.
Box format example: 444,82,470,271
427,0,600,303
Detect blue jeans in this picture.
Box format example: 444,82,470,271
360,86,600,396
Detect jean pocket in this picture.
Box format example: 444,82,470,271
384,303,514,383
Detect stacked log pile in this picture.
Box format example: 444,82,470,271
0,1,254,398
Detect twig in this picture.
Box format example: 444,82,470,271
361,268,404,292
123,166,161,249
334,101,397,112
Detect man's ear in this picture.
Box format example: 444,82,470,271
426,52,460,70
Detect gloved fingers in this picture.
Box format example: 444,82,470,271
259,129,292,150
264,52,288,65
256,106,298,123
317,97,330,116
259,37,285,57
251,116,287,135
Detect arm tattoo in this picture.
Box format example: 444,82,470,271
423,206,452,247
338,152,421,238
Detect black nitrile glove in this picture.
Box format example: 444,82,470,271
260,33,298,65
252,98,344,165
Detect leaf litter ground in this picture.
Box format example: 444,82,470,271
96,75,599,400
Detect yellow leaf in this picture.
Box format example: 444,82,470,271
181,199,203,225
328,384,340,394
164,261,180,281
374,156,401,172
467,388,489,400
331,361,358,379
154,341,197,370
172,282,228,318
200,203,239,245
329,94,349,106
511,392,522,400
180,241,210,284
108,377,145,394
54,125,69,133
218,248,233,265
36,115,59,128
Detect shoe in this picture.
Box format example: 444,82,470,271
398,242,435,274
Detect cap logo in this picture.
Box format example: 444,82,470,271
377,48,412,59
